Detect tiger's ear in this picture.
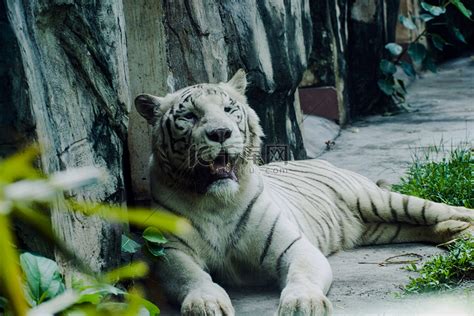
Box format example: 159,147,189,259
227,69,247,95
135,94,162,124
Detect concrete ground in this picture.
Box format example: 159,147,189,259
159,58,473,315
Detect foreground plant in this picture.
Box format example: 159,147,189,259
394,144,473,293
403,236,474,293
0,147,189,315
393,145,472,208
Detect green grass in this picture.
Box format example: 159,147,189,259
403,236,474,294
393,145,473,208
393,144,473,294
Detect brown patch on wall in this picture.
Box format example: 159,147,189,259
299,87,339,122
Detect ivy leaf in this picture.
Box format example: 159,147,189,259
143,227,168,244
0,296,8,309
401,61,416,77
419,13,435,22
423,55,437,73
385,43,403,56
399,15,417,30
380,59,397,75
421,2,446,16
102,262,149,283
408,43,427,64
377,79,394,95
77,284,126,304
146,242,167,257
431,34,446,51
450,0,472,19
19,253,65,306
125,292,160,316
397,79,407,93
451,26,467,43
121,234,142,254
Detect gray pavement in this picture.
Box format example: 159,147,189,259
159,58,474,315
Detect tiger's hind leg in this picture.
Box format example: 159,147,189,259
357,188,474,226
360,220,474,246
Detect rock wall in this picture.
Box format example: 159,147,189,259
0,0,34,158
162,0,312,161
304,0,400,121
2,0,402,273
304,0,349,124
5,0,130,278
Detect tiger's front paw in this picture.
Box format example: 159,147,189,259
278,283,332,316
181,283,235,316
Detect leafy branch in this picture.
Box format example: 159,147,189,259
378,0,472,106
0,146,189,315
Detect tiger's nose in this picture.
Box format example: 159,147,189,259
206,128,232,143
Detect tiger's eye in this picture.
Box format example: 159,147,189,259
183,112,198,121
224,106,232,113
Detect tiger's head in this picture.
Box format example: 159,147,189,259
135,70,263,197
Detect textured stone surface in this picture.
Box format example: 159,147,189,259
304,0,349,124
347,0,399,117
0,0,34,158
162,0,312,160
5,0,130,277
305,0,401,121
303,115,340,158
124,0,168,202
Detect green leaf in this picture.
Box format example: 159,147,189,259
399,15,417,30
102,262,149,283
380,59,397,75
401,61,416,77
27,290,79,315
147,242,167,257
423,55,437,73
70,201,191,234
385,43,403,56
77,284,126,304
0,296,8,309
377,79,394,95
450,0,472,19
125,294,160,316
0,146,41,184
121,234,142,254
421,2,446,16
408,43,427,64
431,34,446,51
0,216,29,315
143,227,168,244
451,26,467,43
19,253,65,306
419,13,435,22
397,79,407,93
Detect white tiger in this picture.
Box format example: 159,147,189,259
135,69,474,316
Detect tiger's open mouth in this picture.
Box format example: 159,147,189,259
208,151,238,182
194,151,238,192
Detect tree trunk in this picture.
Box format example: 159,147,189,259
162,0,312,161
5,0,129,279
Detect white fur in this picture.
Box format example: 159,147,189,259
135,70,474,316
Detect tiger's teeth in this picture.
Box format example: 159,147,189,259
210,162,216,174
225,162,231,172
